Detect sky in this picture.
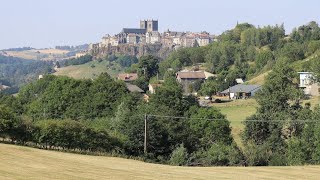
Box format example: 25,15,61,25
0,0,319,49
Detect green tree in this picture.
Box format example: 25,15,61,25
243,58,303,145
169,144,189,166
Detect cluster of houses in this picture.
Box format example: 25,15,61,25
97,20,216,49
116,71,320,104
117,70,263,101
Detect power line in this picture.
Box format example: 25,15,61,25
145,114,320,123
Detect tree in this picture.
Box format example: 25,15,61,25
137,55,159,81
199,77,219,96
243,58,303,143
169,144,189,166
312,56,320,82
189,107,233,148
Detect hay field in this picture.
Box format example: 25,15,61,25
54,61,122,79
0,144,319,179
213,98,258,147
3,49,70,61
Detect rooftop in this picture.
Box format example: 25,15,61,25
118,73,138,82
125,83,144,93
221,84,261,94
122,28,146,34
176,71,206,79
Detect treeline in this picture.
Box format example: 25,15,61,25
242,58,320,166
63,54,93,66
0,55,53,88
1,54,320,166
158,21,320,95
2,47,34,51
0,106,120,152
55,44,89,51
0,72,242,166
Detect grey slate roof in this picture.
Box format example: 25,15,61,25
221,84,261,94
122,28,146,34
126,83,144,93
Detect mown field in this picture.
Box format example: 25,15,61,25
0,144,319,179
214,96,319,148
213,98,258,147
54,60,123,79
2,49,70,61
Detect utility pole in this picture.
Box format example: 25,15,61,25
144,114,148,154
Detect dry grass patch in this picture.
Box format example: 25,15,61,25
0,144,319,180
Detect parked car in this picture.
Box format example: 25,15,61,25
204,96,212,100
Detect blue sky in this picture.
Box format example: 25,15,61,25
0,0,319,49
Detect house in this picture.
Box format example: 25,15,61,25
125,83,144,93
176,71,206,93
298,72,319,96
0,84,10,91
127,34,139,44
148,83,162,94
146,31,161,44
221,84,261,99
117,73,138,82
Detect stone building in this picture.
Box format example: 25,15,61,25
196,33,211,46
140,20,158,32
146,31,161,44
176,71,206,93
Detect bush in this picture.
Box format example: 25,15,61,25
169,144,188,166
243,143,271,166
191,143,243,166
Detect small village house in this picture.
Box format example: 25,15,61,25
221,84,261,99
298,72,319,96
176,71,206,93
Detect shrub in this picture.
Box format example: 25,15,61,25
169,144,188,166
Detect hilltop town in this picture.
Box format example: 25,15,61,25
89,20,216,58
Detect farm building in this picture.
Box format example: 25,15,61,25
221,84,261,99
176,71,206,93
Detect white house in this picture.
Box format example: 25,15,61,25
298,72,319,96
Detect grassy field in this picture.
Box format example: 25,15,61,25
213,97,319,147
3,49,70,61
0,144,319,179
54,60,123,79
247,71,271,85
212,98,258,147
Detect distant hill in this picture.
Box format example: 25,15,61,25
0,44,89,61
0,55,53,89
0,48,71,61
